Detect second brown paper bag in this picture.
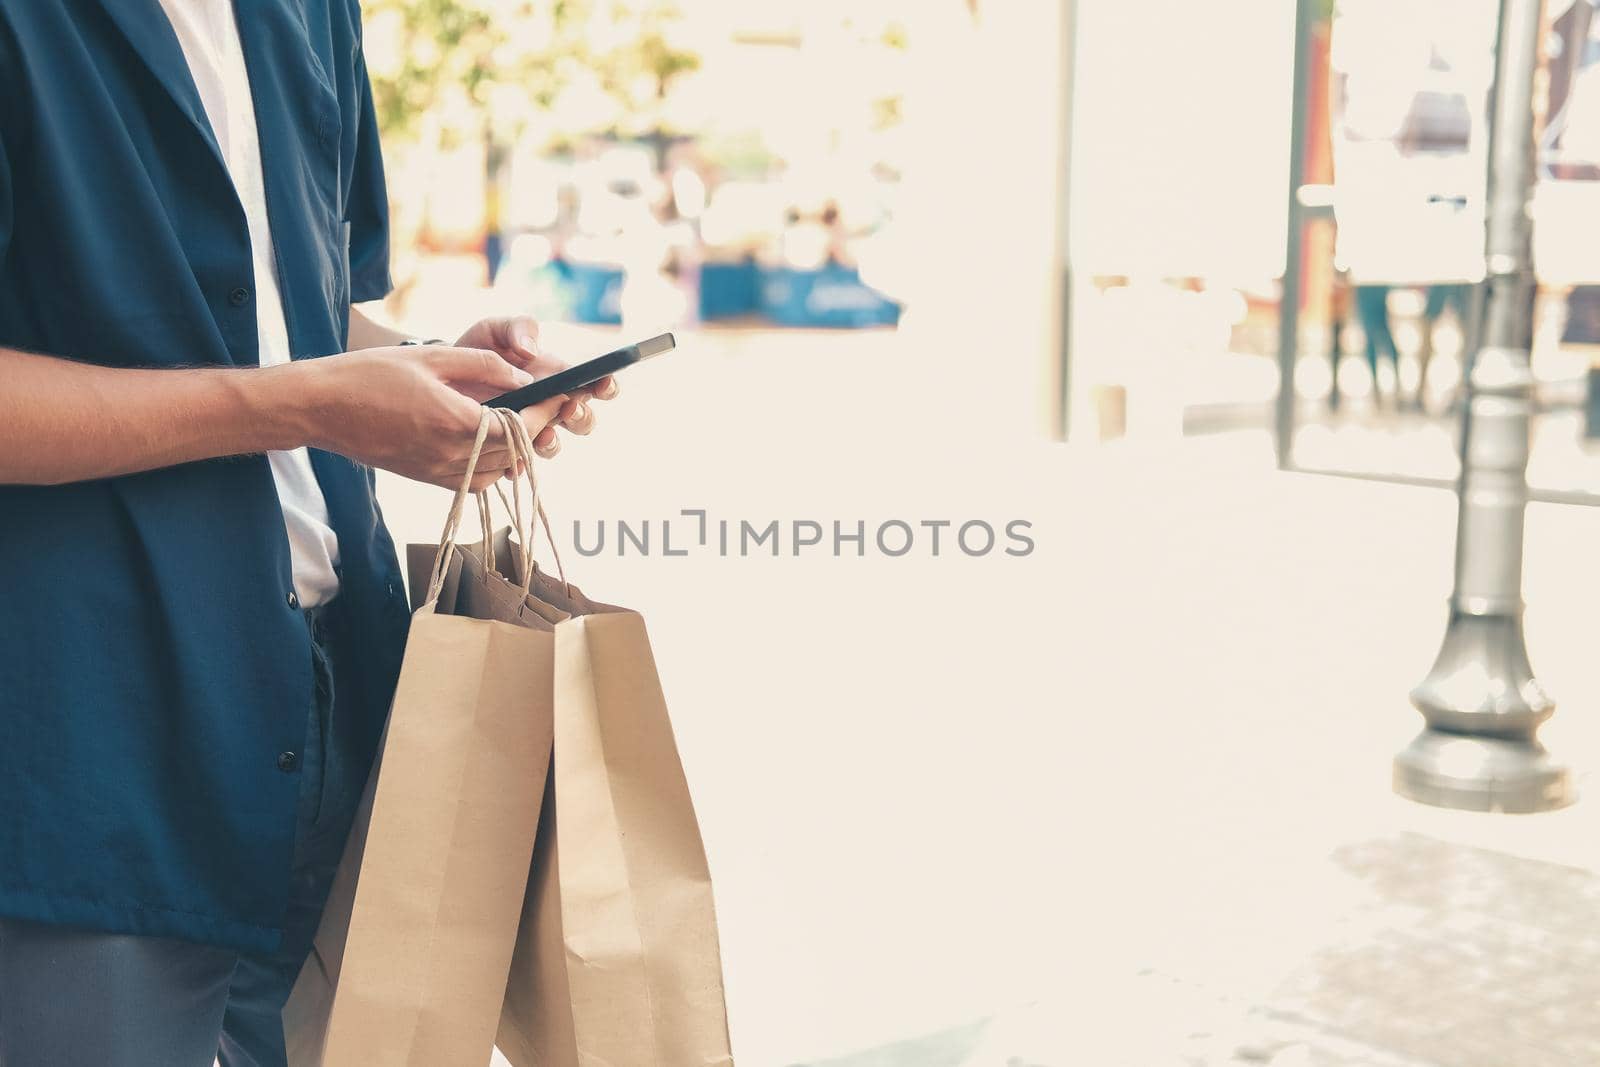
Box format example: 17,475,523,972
497,594,735,1067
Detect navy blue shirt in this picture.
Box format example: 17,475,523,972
0,0,410,952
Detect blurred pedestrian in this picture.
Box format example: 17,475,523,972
1354,283,1400,405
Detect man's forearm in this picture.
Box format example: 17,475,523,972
0,347,313,485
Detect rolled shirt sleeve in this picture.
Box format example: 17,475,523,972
347,46,392,303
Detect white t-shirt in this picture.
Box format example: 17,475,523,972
156,0,342,607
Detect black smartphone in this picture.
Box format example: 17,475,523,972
484,332,675,411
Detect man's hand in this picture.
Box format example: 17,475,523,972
285,344,567,492
454,316,620,459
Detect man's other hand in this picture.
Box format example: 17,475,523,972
454,316,620,459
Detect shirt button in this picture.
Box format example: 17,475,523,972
229,286,252,307
277,751,300,772
287,590,300,609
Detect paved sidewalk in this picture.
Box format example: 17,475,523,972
803,830,1600,1067
780,437,1600,1066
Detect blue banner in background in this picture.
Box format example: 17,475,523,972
499,255,899,329
698,259,761,320
759,263,901,328
567,261,625,324
508,258,624,325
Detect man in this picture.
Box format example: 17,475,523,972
0,2,614,1063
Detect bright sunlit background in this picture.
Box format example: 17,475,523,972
364,0,1600,482
359,0,1068,437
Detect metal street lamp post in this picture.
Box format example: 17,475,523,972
1275,0,1318,467
1394,0,1572,813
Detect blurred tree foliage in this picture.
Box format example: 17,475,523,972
361,0,700,146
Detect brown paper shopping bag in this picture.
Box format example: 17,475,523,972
286,411,559,1066
491,424,734,1066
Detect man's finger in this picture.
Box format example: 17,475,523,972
468,468,512,492
558,397,594,436
516,396,567,436
425,346,533,392
534,425,561,457
480,316,541,369
506,316,540,362
587,375,620,401
462,445,516,470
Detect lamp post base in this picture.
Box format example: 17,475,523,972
1394,729,1573,813
1398,611,1569,813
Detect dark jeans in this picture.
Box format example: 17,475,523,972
0,604,361,1067
1355,284,1399,378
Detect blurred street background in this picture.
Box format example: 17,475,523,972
353,0,1600,1063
